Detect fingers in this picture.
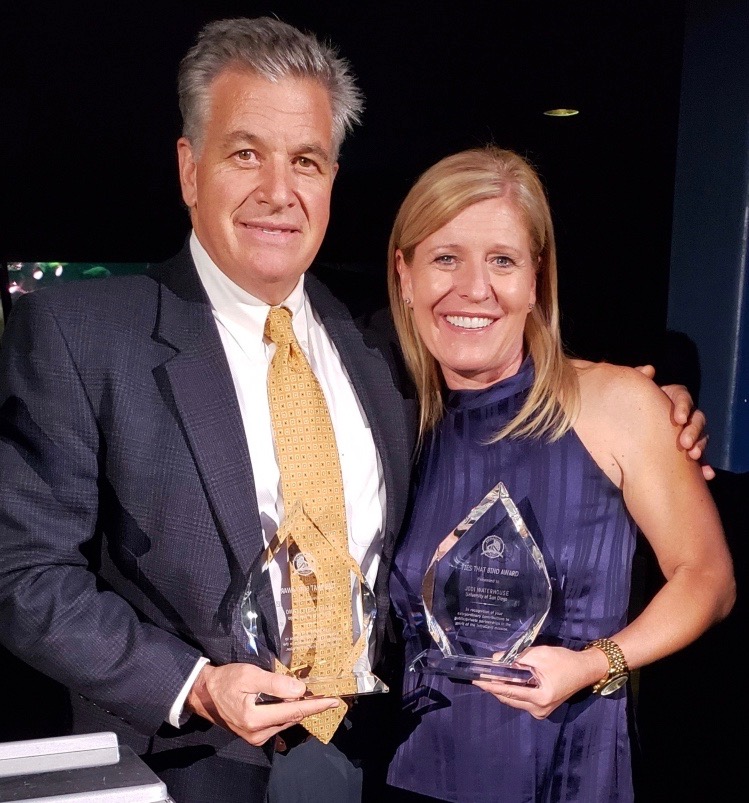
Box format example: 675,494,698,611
678,410,706,449
657,383,693,425
243,697,339,746
262,669,308,701
234,665,339,743
483,683,514,699
688,434,708,458
671,392,692,425
474,679,551,721
473,679,521,699
191,662,340,747
634,364,656,380
679,430,715,482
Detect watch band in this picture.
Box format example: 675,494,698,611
584,637,629,694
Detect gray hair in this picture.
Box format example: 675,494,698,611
178,17,364,159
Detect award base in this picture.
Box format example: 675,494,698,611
409,649,539,687
256,670,389,704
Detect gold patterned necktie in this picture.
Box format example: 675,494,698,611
265,305,353,743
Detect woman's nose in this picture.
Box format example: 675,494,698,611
455,261,491,301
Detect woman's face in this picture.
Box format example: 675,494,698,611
397,196,537,390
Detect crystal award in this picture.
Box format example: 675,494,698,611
409,481,551,686
241,500,388,702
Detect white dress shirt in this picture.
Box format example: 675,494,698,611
168,232,385,726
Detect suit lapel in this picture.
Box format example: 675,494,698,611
151,248,264,579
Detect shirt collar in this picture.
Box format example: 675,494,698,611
189,230,309,347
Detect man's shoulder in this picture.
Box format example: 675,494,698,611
10,247,192,319
9,272,158,330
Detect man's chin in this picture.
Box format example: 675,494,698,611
231,262,308,304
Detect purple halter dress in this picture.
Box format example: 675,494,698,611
388,358,637,802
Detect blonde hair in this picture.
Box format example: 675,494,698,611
387,146,579,443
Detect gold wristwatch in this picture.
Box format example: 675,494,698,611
584,638,629,696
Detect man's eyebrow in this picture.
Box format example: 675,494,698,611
222,130,258,148
294,143,333,164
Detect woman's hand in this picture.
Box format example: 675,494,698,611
473,644,606,719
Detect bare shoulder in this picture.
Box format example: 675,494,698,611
572,360,671,424
571,360,679,488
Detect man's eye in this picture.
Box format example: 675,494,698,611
295,156,319,169
235,150,257,161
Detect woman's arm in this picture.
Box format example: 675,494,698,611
475,362,734,717
575,363,734,668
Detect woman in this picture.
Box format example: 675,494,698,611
384,147,735,802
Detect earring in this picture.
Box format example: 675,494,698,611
528,303,535,311
404,297,412,306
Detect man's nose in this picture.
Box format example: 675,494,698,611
255,159,295,208
456,260,491,301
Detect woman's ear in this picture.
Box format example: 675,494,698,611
395,250,414,303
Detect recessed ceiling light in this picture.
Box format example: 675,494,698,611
543,108,580,117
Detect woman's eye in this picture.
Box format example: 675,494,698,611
491,255,514,268
434,254,456,266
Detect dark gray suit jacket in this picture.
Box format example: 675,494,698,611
0,246,417,797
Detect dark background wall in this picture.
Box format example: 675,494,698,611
667,0,749,472
2,0,687,367
635,2,748,798
2,1,746,798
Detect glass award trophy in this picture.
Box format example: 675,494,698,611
410,481,551,686
241,500,388,703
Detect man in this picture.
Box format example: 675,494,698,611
0,16,706,803
0,17,414,802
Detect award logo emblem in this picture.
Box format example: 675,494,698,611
481,535,505,559
292,552,314,577
410,481,552,686
241,500,388,702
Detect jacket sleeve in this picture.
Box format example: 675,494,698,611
0,291,202,735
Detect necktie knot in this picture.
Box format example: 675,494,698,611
265,306,295,349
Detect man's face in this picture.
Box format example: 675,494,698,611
177,68,338,304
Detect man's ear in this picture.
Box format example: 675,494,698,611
177,137,197,209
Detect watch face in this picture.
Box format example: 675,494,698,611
600,674,628,696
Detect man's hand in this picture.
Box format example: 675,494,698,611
635,365,713,480
185,663,338,746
